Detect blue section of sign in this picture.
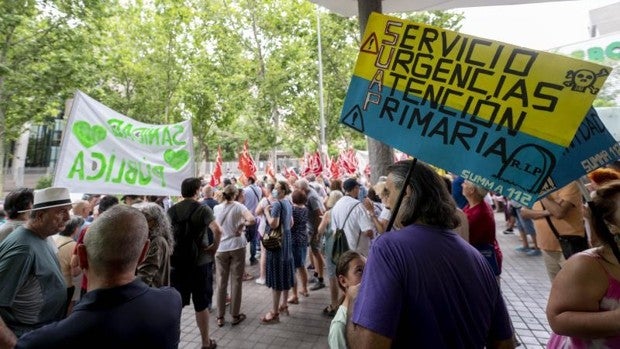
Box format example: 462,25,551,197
545,108,620,193
341,76,569,207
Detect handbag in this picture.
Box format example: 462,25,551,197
261,201,283,251
541,202,588,259
331,203,360,265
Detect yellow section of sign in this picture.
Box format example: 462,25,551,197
353,12,612,147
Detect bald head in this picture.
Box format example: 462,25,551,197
202,185,214,198
73,200,90,218
84,205,148,275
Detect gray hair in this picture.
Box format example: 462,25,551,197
326,190,343,209
295,178,309,191
387,160,460,229
60,215,85,237
465,181,489,199
133,202,174,249
84,205,148,275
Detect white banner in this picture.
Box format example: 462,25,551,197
53,91,195,196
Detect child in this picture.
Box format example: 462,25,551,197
328,250,365,349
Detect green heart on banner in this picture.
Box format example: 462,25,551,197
72,121,107,148
164,149,189,170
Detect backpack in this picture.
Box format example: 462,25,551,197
331,203,360,266
168,201,203,268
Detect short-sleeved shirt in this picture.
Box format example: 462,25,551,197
306,188,325,235
329,195,374,256
328,305,347,349
291,206,309,246
463,202,496,245
54,235,77,287
214,201,248,252
0,220,26,243
243,185,262,215
533,182,585,252
16,279,182,349
352,224,512,348
0,226,66,337
168,200,216,265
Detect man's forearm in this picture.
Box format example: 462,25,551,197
0,316,16,349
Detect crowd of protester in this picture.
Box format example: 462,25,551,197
0,160,619,348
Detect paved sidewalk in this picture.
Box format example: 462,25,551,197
179,212,553,349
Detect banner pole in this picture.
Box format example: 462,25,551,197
386,158,417,232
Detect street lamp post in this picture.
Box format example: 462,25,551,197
316,6,328,161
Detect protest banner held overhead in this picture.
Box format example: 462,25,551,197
54,91,195,196
340,12,614,207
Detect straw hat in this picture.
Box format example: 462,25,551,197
19,187,74,213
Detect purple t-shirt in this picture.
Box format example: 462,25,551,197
352,224,512,348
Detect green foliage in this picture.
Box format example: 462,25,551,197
0,0,466,178
35,175,53,189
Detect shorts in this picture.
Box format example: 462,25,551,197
310,233,321,252
513,207,536,236
324,229,336,278
170,262,214,312
292,243,308,269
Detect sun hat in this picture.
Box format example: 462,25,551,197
19,187,74,213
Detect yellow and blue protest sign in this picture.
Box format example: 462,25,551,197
340,12,613,206
541,107,619,194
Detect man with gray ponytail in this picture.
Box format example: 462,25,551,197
346,160,514,349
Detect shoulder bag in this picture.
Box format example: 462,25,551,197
262,201,284,251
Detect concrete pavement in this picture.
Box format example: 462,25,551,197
179,212,553,348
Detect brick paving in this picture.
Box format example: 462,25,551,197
179,212,553,349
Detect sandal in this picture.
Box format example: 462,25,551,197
278,304,289,316
322,305,337,317
216,316,225,327
287,297,299,304
202,338,217,349
231,313,246,326
300,290,309,297
260,311,279,324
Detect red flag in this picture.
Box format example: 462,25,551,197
330,156,341,179
301,151,323,177
300,153,310,177
209,146,223,187
339,148,358,176
308,151,323,177
266,161,276,179
238,140,257,179
286,167,298,180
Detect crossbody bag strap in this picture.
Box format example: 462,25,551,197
251,186,261,202
540,202,561,240
337,202,360,231
275,200,283,229
57,240,74,250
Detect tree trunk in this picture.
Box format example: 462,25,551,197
203,144,210,175
0,75,6,195
358,0,393,184
367,137,393,183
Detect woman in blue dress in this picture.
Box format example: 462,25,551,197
261,180,294,323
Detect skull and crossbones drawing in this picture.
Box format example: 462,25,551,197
563,68,609,94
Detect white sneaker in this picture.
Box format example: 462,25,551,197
255,278,266,285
